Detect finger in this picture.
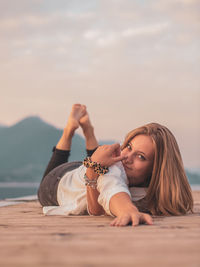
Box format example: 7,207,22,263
131,215,140,227
110,218,118,226
114,154,128,162
140,213,153,225
115,218,123,226
114,218,123,227
111,220,120,227
115,146,121,157
110,143,121,151
110,217,124,227
120,217,131,226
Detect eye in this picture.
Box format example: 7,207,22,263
126,143,132,150
137,154,146,161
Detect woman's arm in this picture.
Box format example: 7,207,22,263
85,143,153,225
86,168,105,215
109,192,153,226
85,143,127,216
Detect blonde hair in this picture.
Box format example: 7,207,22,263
121,123,193,216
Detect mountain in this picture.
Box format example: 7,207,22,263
0,124,8,133
0,116,87,182
0,122,7,127
0,116,117,183
0,116,199,185
186,170,200,185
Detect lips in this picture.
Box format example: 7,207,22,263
123,164,131,171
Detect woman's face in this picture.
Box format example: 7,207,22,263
121,134,155,187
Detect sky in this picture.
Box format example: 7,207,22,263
0,0,199,168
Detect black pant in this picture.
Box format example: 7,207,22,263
37,146,97,206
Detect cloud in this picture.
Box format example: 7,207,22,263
83,30,100,40
153,0,200,26
0,0,199,167
83,31,118,47
121,22,169,37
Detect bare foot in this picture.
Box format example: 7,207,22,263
79,105,99,150
79,105,93,133
65,104,86,135
56,104,87,151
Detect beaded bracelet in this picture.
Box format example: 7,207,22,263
84,173,98,189
83,157,109,175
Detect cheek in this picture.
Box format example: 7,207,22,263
134,161,152,175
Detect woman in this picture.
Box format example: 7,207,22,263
38,104,193,226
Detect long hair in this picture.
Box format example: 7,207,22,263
121,123,193,216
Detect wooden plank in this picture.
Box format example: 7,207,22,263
0,191,200,267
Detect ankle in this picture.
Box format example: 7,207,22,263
63,126,76,138
82,125,95,138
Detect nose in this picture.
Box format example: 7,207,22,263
123,151,134,164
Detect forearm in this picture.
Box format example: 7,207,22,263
85,144,127,216
109,192,138,217
86,168,105,215
109,193,153,226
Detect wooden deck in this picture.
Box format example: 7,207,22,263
0,191,200,267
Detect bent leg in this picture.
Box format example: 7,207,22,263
38,161,82,206
79,105,99,155
42,147,70,178
38,104,86,205
42,104,86,178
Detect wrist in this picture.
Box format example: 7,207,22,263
86,168,99,180
83,156,109,175
84,173,98,189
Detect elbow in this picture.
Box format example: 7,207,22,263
88,208,105,216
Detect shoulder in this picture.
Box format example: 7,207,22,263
98,161,128,185
107,161,126,176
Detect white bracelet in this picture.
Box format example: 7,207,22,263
84,173,98,189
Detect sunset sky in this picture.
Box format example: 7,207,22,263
0,0,199,168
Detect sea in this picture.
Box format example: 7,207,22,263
0,182,200,200
0,182,39,200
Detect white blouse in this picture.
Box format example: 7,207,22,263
42,161,147,216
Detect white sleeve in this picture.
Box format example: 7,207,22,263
97,162,131,216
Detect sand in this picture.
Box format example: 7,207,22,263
0,191,200,267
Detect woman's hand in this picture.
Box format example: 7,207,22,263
109,192,153,227
91,143,127,167
110,210,153,227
